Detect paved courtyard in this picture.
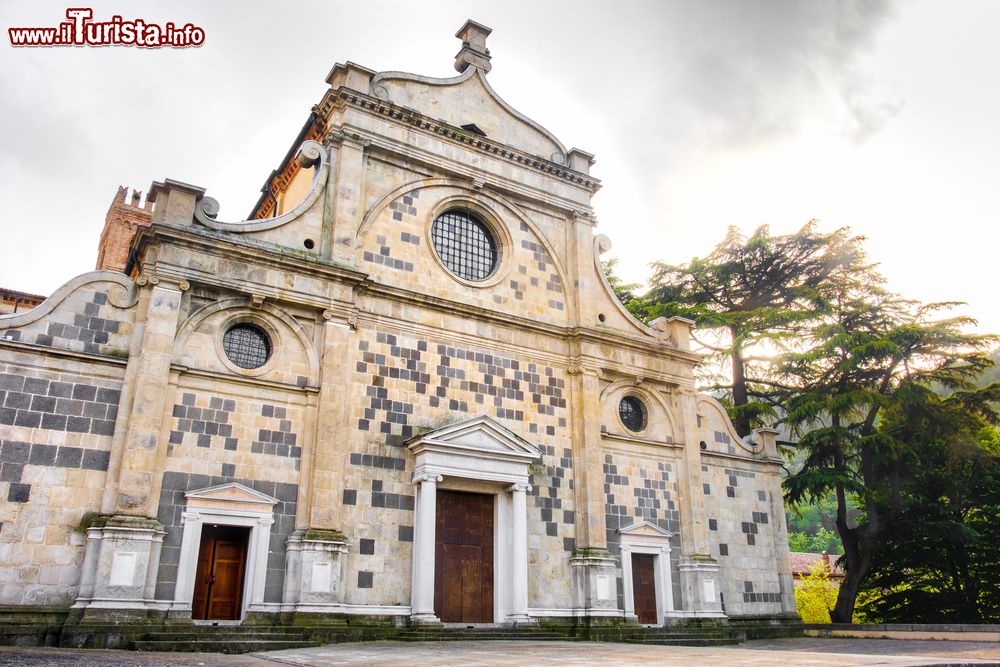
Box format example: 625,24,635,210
1,638,998,667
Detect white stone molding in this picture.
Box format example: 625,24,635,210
407,414,541,625
617,520,675,625
598,378,679,444
171,296,321,386
171,483,278,620
193,140,328,232
592,234,663,341
0,271,138,330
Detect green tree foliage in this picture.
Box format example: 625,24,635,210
854,396,1000,622
795,561,840,623
779,253,999,622
788,527,842,554
635,222,862,436
601,258,641,307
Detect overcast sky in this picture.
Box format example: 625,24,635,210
1,1,997,334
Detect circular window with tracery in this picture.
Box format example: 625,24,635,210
430,210,499,281
222,323,272,369
619,395,647,433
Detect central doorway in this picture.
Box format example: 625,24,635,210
434,490,494,623
631,553,658,624
192,525,250,620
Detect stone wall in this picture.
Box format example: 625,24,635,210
0,361,123,606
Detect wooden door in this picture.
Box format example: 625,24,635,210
631,553,658,624
191,525,249,620
434,490,494,623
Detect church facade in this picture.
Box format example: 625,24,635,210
0,21,795,628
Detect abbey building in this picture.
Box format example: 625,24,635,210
0,21,795,628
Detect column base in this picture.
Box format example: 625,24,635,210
569,549,620,613
409,613,442,626
678,555,725,616
283,529,349,606
72,515,166,613
503,614,537,627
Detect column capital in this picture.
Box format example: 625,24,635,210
507,483,532,494
413,473,443,484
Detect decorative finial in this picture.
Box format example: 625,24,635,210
454,19,492,74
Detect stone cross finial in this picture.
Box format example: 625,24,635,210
454,19,492,73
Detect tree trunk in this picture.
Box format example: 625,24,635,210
730,335,750,436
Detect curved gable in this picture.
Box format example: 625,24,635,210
371,67,567,162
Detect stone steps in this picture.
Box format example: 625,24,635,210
396,632,569,641
627,637,745,647
133,639,320,653
132,626,321,653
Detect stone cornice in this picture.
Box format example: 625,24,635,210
359,136,596,222
134,222,702,380
319,88,602,193
133,223,369,300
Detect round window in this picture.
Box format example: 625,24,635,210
430,210,499,281
619,396,647,432
222,323,272,369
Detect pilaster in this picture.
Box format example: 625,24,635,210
112,276,187,517
328,133,367,265
307,316,356,530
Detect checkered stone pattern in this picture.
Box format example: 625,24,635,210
702,463,783,616
0,288,132,357
155,471,298,603
166,388,305,479
602,453,682,610
359,189,569,325
0,369,120,435
0,363,119,606
342,326,574,609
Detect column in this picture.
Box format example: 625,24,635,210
620,544,636,619
660,544,675,613
410,473,442,624
170,509,203,614
507,483,533,624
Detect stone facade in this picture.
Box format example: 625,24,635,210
0,21,795,626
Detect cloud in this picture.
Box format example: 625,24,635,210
621,0,902,159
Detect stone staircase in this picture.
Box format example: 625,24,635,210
131,625,321,654
594,625,746,647
395,625,571,642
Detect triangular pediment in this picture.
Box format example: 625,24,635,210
618,520,673,540
406,414,541,461
185,482,278,506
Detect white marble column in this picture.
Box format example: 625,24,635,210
410,473,442,624
507,483,533,624
170,509,204,612
660,543,674,613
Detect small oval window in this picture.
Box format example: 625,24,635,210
619,396,647,432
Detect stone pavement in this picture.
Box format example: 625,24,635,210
2,638,999,667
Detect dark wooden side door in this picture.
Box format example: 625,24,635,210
434,490,494,623
631,553,658,624
192,525,249,620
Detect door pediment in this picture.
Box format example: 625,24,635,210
618,520,673,541
185,483,278,513
406,414,540,484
